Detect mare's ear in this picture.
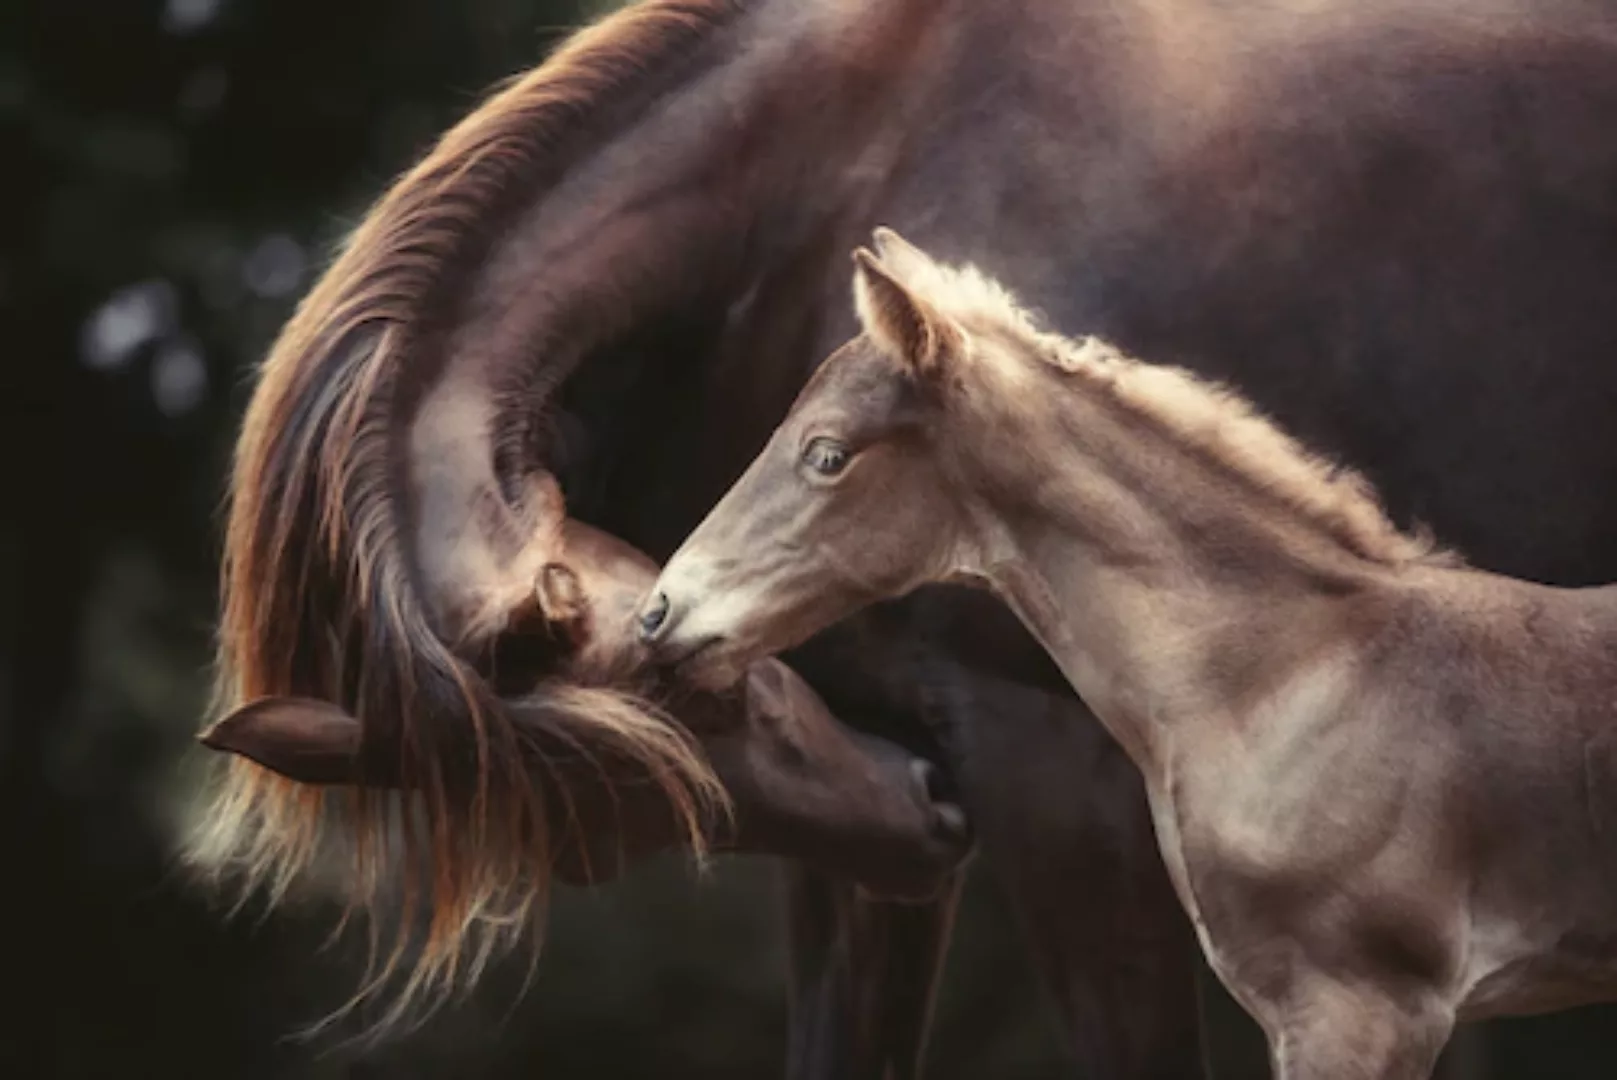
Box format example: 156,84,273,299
198,696,391,787
536,561,589,639
852,247,959,380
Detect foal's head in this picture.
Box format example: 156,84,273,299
643,227,1443,688
642,228,1032,688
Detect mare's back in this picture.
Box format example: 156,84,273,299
876,0,1617,584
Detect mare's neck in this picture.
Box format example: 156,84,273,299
409,0,971,619
952,362,1397,772
450,0,968,388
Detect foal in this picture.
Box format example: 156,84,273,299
641,228,1617,1078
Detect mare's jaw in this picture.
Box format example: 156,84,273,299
675,638,748,694
723,762,973,901
701,661,974,897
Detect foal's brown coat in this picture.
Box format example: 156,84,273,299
647,230,1617,1077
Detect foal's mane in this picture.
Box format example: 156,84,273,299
192,0,742,1038
903,256,1450,568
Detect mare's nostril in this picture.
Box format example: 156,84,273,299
912,758,971,840
911,758,950,802
934,802,970,840
638,591,671,642
911,758,935,797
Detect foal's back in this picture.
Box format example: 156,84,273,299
1390,568,1617,741
1367,567,1617,1013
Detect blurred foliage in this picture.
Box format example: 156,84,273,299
4,1,1066,1076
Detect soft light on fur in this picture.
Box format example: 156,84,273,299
186,0,740,1041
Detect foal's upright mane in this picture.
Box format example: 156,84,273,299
887,252,1450,569
192,0,743,1035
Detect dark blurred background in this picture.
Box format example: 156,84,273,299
7,1,1617,1077
3,1,1066,1076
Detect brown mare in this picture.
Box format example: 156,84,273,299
646,230,1617,1077
192,0,1617,1074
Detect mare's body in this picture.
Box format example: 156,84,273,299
206,0,1617,1074
647,233,1617,1076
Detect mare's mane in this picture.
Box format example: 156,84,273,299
886,252,1452,568
191,0,743,1037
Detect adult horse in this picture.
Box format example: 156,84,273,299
196,0,1617,1076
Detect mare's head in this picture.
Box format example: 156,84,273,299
642,228,1019,688
201,518,969,899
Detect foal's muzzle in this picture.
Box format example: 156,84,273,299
636,587,724,677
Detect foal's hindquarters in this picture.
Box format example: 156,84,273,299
1160,569,1617,1078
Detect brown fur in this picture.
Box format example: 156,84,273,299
187,0,745,1037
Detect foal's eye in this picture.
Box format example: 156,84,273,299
802,437,850,477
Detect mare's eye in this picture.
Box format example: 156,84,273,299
802,437,850,477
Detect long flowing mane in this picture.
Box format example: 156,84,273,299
896,253,1454,568
189,0,741,1037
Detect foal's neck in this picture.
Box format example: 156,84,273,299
953,351,1413,770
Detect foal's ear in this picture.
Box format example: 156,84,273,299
198,696,390,787
869,226,930,276
852,248,959,379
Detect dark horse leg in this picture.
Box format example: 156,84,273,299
782,591,1209,1079
783,734,1207,1080
784,865,964,1080
911,595,1209,1079
969,725,1207,1080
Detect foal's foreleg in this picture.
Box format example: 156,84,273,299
1267,983,1453,1080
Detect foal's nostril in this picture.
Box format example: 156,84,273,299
638,591,671,642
